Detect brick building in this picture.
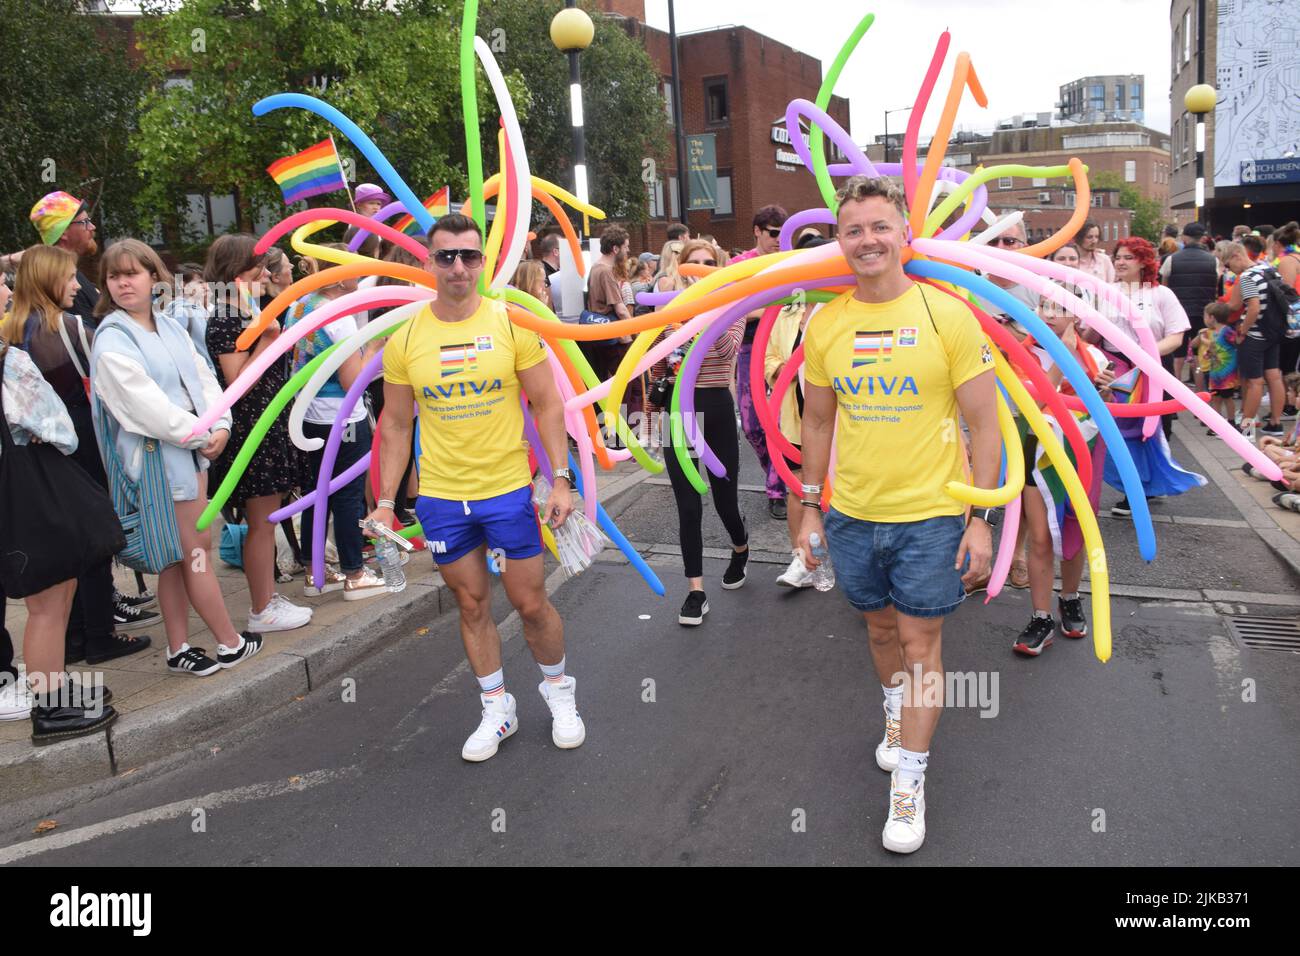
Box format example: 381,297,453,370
597,1,852,255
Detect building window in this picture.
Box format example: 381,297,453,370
712,170,733,219
997,176,1013,190
1092,194,1105,208
1115,83,1125,112
1183,10,1192,64
661,79,674,125
704,77,729,126
1103,222,1111,241
1032,177,1047,187
668,175,680,220
1124,160,1137,183
1182,114,1191,164
647,178,665,219
1172,26,1181,78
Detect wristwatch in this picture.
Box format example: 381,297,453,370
553,468,576,487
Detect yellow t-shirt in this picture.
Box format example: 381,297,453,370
803,283,994,522
383,298,547,500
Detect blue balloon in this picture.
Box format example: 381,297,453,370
252,93,435,234
567,453,665,597
906,260,1157,561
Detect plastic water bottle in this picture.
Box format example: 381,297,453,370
375,536,407,593
808,532,835,592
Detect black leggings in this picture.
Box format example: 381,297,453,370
663,387,747,579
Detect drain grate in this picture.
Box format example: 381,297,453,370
1225,616,1300,653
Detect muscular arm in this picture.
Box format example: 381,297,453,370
378,381,415,504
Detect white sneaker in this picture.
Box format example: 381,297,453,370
882,771,926,854
462,693,518,762
776,553,815,588
247,593,313,633
0,676,32,721
538,676,586,749
875,704,901,772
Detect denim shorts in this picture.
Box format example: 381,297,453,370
823,510,966,618
414,485,542,566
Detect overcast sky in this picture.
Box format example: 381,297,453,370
643,0,1174,142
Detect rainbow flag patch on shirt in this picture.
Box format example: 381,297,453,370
852,333,893,367
439,343,478,377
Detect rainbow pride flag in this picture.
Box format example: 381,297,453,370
439,342,477,377
852,333,892,367
267,139,347,205
394,186,451,236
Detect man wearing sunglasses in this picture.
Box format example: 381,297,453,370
28,191,101,329
370,214,585,762
732,204,790,518
973,221,1039,335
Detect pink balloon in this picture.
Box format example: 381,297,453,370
187,286,435,439
984,495,1021,602
914,238,1283,482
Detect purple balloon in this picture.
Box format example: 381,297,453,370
785,99,880,179
779,209,837,252
346,200,416,252
308,350,386,589
675,275,852,477
270,455,371,523
636,289,679,308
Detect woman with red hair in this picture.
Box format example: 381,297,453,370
1082,237,1204,517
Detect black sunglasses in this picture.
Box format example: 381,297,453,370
761,227,782,239
432,248,485,268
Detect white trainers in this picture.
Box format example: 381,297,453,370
342,567,387,602
882,771,926,854
461,693,518,762
538,676,586,749
247,593,313,633
0,675,33,721
776,553,815,588
875,704,901,772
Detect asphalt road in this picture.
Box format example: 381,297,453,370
1,426,1297,866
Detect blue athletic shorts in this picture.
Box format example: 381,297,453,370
414,485,542,566
823,510,966,618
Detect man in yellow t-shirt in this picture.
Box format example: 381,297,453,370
797,176,999,855
368,214,584,763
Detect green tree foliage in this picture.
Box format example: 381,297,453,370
132,0,503,241
1090,170,1165,244
0,0,145,253
478,0,670,226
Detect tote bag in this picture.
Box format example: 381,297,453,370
0,349,126,597
93,401,185,574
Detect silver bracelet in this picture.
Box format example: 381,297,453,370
800,482,823,495
376,498,396,511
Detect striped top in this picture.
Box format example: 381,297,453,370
648,316,745,399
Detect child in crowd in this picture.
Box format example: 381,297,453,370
1196,302,1239,432
91,239,264,676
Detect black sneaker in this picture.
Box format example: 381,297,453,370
114,600,162,633
678,590,709,626
1259,421,1286,437
217,632,264,669
1058,595,1088,639
1012,616,1055,657
768,498,787,520
1110,497,1132,518
114,588,158,612
166,645,220,677
85,633,152,665
721,547,749,590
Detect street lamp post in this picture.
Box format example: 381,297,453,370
550,2,595,240
1185,84,1217,227
883,106,913,166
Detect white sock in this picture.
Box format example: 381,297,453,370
897,748,928,791
1033,609,1052,620
1060,592,1079,601
223,634,245,653
882,683,903,720
167,643,191,660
